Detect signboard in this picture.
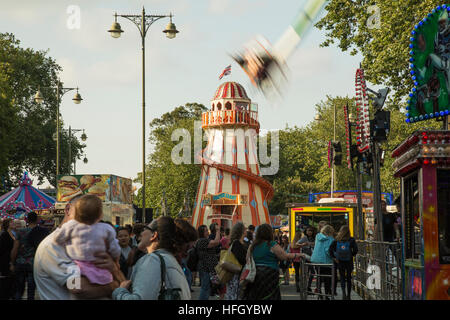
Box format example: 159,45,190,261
201,193,248,206
309,191,393,206
270,214,288,228
213,192,238,205
270,215,282,228
57,174,132,204
208,214,233,220
407,6,450,124
110,175,133,204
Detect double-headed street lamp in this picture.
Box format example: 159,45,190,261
68,127,87,174
52,127,87,174
75,152,89,175
108,7,179,213
35,82,83,185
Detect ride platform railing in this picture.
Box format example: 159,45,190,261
299,261,336,300
353,240,402,300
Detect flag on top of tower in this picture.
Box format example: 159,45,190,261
219,64,231,80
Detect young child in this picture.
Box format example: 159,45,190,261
53,194,121,285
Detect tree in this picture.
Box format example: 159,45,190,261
316,0,443,105
134,103,208,217
265,93,436,214
315,1,442,199
0,33,85,192
266,96,357,215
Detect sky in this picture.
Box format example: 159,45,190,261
0,0,362,189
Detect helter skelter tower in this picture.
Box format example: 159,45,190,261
191,82,274,229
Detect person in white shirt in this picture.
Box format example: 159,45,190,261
33,195,125,300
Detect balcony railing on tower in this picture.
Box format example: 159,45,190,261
202,110,259,130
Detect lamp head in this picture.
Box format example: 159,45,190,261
163,14,179,39
72,88,82,104
34,88,44,104
108,14,123,38
349,113,356,124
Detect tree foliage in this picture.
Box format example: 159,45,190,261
137,2,447,219
316,0,443,104
267,96,356,214
135,103,207,217
0,33,85,192
140,95,437,218
315,0,442,199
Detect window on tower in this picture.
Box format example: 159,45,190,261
235,102,248,111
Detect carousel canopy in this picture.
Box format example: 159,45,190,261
0,172,55,218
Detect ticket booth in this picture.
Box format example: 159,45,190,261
392,130,450,300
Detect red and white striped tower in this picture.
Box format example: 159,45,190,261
191,82,274,229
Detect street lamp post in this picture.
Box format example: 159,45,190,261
67,127,87,174
34,82,82,186
331,103,336,198
108,7,179,214
75,154,89,175
315,108,336,198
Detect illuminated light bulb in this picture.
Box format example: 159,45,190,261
430,147,437,155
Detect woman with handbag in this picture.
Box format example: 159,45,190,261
223,222,247,300
242,224,304,300
112,216,196,300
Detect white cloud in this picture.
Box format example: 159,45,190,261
208,0,233,14
207,0,269,16
56,57,78,85
88,52,140,86
288,46,333,79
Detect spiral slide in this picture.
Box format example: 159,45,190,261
196,150,275,201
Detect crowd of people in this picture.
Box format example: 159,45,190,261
0,211,49,299
0,192,363,300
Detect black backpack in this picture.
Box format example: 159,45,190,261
154,251,182,300
186,241,199,271
335,240,352,261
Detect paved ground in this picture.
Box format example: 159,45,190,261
190,275,362,301
19,273,361,300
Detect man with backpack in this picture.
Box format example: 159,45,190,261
329,225,358,300
10,212,48,300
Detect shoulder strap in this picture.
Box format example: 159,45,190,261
154,251,167,294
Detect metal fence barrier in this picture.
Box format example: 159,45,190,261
353,240,402,300
300,261,335,300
